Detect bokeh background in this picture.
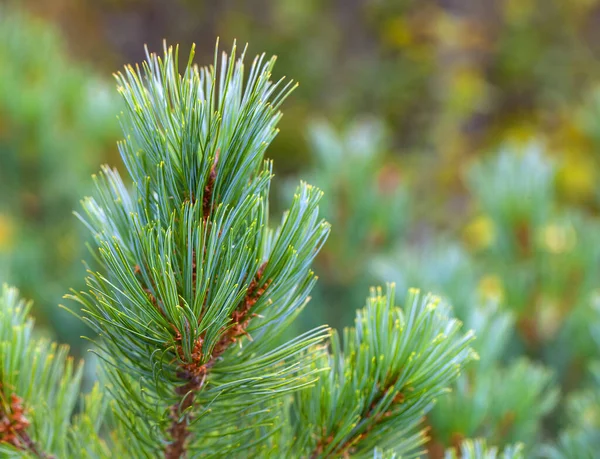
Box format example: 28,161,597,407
2,0,600,455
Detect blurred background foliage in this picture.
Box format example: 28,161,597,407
4,0,600,455
0,7,120,351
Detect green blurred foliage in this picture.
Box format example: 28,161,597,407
285,118,409,329
0,8,119,350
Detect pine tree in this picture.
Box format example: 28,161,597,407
0,42,500,458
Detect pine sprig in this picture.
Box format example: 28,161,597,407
0,285,106,459
69,42,330,457
292,285,476,458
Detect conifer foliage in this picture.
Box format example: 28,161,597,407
72,42,332,457
0,285,107,458
1,43,482,457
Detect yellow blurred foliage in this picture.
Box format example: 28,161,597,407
433,13,491,51
552,116,594,154
556,155,596,203
502,122,539,146
504,0,535,22
0,214,14,251
381,16,413,49
433,13,467,49
448,67,489,115
478,274,504,302
536,296,562,342
464,215,496,251
539,223,577,254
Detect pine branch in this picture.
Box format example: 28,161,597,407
69,42,330,457
0,285,107,458
292,285,476,458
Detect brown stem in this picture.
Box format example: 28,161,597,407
0,390,54,459
202,150,219,219
164,372,206,459
163,262,271,458
18,430,54,459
